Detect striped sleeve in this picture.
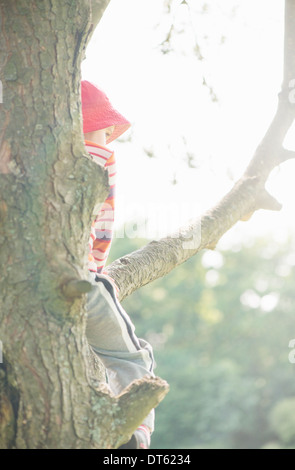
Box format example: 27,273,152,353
85,141,116,274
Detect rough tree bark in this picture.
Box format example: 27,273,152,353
0,0,168,449
0,0,294,450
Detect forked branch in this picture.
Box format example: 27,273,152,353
106,0,295,302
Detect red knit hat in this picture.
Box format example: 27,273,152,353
81,80,131,144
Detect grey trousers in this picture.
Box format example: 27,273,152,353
85,272,155,431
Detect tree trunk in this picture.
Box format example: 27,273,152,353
0,0,168,449
0,0,294,449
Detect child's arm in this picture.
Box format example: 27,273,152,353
85,141,118,293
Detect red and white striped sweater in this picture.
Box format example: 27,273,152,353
85,141,116,274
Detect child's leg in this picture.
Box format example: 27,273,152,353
85,273,155,432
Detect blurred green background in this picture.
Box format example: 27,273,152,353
109,233,295,449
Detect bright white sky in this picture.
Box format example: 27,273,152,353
82,0,295,249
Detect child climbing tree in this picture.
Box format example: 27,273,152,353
0,0,294,449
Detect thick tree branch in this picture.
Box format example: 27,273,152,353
106,0,295,302
114,377,169,448
87,376,169,448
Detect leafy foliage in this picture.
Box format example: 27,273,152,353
108,233,295,448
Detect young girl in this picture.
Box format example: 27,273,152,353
81,80,155,449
